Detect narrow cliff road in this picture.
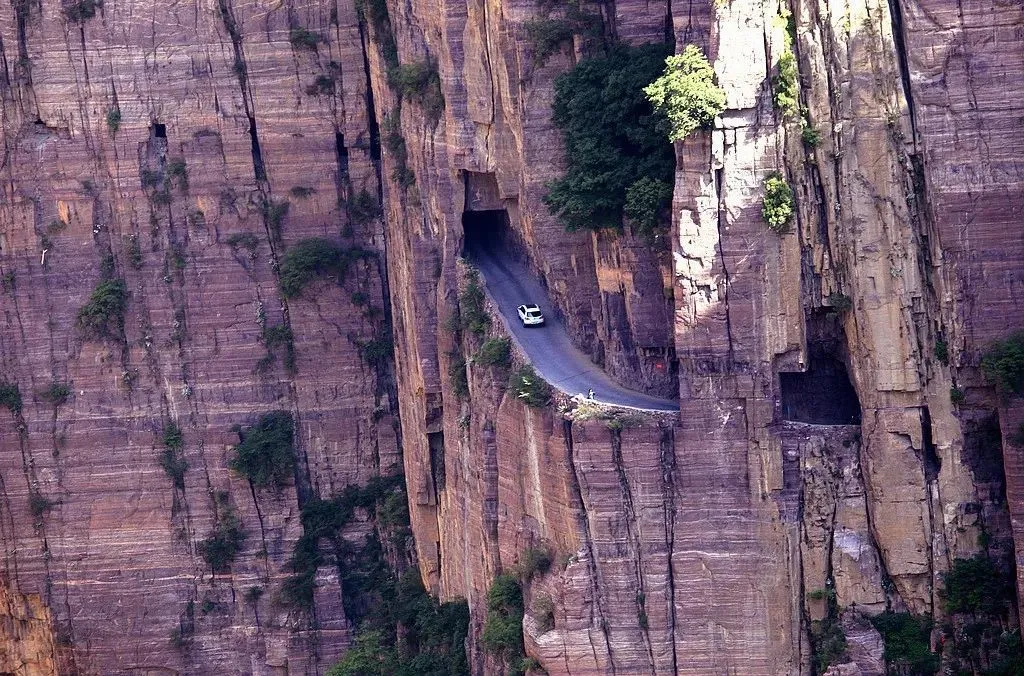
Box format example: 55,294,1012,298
467,244,679,412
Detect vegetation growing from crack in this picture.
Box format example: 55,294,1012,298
476,337,511,368
289,27,324,50
870,612,938,675
106,108,120,133
522,7,602,66
981,332,1024,396
198,500,245,573
545,42,675,235
38,382,71,406
482,574,527,672
381,112,415,190
77,277,127,341
260,324,296,374
508,365,551,408
159,422,188,490
458,269,490,337
643,44,726,142
229,411,296,488
63,0,102,23
773,48,799,119
281,475,470,675
1,382,24,414
808,589,847,674
388,61,444,125
347,190,383,224
278,238,371,298
305,75,335,96
762,172,795,233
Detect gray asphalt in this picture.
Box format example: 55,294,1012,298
467,245,679,413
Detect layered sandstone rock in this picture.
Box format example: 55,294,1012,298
0,0,395,671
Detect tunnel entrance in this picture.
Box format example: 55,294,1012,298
462,209,511,257
780,354,861,424
780,311,861,425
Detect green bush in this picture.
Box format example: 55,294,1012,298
643,44,727,142
981,332,1024,396
38,382,70,406
950,386,966,405
449,355,469,398
459,272,491,336
477,337,512,367
77,278,128,339
348,190,382,223
624,176,673,237
106,108,121,133
0,382,22,414
244,586,263,603
545,43,675,232
761,172,795,233
523,10,601,66
518,546,552,580
942,554,1014,616
810,615,847,674
801,124,821,147
229,411,296,488
869,612,938,675
29,491,55,518
166,157,188,190
63,0,102,23
934,337,949,364
508,365,552,408
279,238,369,297
483,574,525,661
289,27,324,50
198,508,245,572
388,61,435,98
773,48,799,119
263,199,290,238
160,422,188,489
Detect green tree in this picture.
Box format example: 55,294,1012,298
544,43,675,232
761,172,795,233
624,176,673,236
643,44,727,142
229,411,296,488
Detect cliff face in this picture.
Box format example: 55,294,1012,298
379,0,1024,672
0,0,396,672
0,0,1020,672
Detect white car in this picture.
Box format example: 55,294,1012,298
517,304,544,327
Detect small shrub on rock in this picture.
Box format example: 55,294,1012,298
77,278,128,340
518,545,553,580
289,27,324,50
644,44,727,142
981,331,1024,396
106,108,121,133
229,411,296,488
482,574,525,661
63,0,102,23
773,48,800,118
761,172,795,233
508,365,551,408
869,612,937,675
198,508,245,572
278,238,369,298
39,382,71,406
0,383,22,414
477,337,511,368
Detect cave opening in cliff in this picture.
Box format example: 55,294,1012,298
780,353,861,425
152,122,166,139
428,431,446,493
462,209,511,258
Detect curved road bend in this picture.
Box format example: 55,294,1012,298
467,244,679,413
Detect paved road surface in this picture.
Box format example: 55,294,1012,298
467,244,679,412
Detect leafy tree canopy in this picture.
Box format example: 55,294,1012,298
644,44,727,142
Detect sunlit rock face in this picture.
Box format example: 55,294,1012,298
0,0,1021,672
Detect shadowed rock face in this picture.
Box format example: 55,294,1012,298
0,0,1021,672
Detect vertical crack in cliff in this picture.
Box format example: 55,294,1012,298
610,428,655,670
886,0,917,141
713,167,735,364
562,420,617,672
659,426,679,673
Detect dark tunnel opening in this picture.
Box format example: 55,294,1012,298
462,209,513,258
780,352,861,425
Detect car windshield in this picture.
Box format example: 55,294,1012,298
525,309,541,316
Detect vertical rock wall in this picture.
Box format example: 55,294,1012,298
0,0,398,671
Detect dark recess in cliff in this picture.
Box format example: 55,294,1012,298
780,353,861,425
